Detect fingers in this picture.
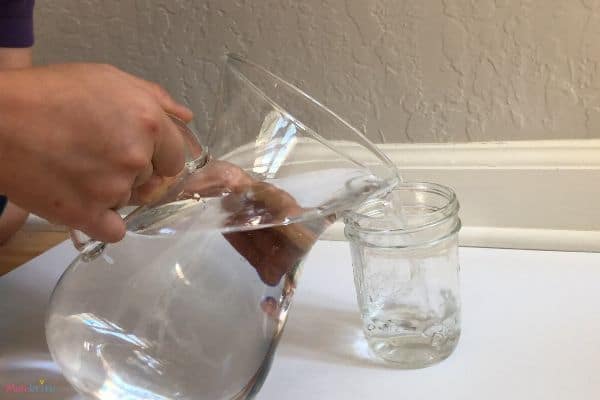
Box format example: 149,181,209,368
115,190,132,210
153,114,186,177
219,174,326,286
224,231,264,275
133,163,154,188
131,76,193,122
247,183,302,219
223,225,307,286
84,209,126,243
127,75,193,180
130,175,178,205
188,160,255,195
151,85,193,122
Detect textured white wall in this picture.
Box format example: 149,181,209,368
34,0,600,143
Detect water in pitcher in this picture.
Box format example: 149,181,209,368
46,219,327,399
46,167,388,400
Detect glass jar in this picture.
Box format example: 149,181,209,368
344,182,461,368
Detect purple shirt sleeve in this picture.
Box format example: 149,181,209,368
0,0,35,48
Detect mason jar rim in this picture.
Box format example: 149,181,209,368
344,181,460,237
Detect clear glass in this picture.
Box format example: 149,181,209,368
344,182,461,368
46,54,399,400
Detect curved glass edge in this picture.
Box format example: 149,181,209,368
344,181,460,236
222,53,399,186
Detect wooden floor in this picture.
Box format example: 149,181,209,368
0,230,69,276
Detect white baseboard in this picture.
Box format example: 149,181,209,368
334,139,600,252
378,139,600,170
321,223,600,252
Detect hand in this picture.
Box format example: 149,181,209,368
223,183,331,286
180,160,333,286
0,63,192,242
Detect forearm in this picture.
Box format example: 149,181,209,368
0,47,32,69
0,67,45,196
0,2,41,238
0,52,34,170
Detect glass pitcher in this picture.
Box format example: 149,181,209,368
46,54,399,400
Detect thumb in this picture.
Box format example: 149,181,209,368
84,209,127,243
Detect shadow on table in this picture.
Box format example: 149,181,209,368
281,302,396,369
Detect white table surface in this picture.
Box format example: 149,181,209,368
261,242,600,400
3,241,600,400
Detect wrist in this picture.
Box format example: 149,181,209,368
0,48,33,69
0,201,29,244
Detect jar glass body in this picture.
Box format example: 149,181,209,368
345,182,461,368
